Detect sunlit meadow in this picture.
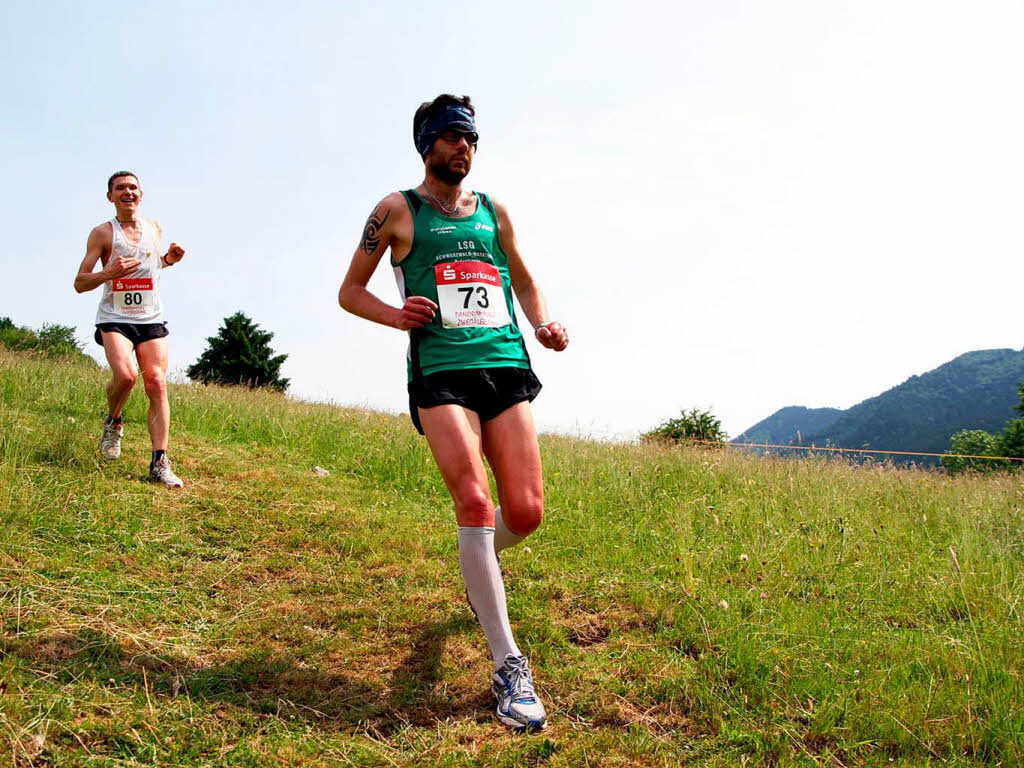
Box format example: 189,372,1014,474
1,349,1021,766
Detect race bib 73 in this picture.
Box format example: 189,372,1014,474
435,261,511,329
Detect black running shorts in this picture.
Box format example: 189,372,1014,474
94,322,169,349
408,366,542,435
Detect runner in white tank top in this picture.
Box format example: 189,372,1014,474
95,217,165,325
74,171,187,487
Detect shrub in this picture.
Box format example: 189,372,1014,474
996,419,1024,462
37,324,85,356
643,407,727,445
0,322,39,351
0,318,89,360
941,429,1007,474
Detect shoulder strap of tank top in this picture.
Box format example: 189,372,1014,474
109,218,122,246
401,189,423,216
478,192,495,217
143,219,158,253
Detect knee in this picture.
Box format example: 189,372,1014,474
112,367,138,390
503,494,544,536
142,369,167,399
454,485,494,527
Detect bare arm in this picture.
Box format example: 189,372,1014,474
339,195,436,330
153,221,185,268
495,200,569,351
73,224,137,293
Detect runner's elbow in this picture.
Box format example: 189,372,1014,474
338,282,366,313
338,284,353,311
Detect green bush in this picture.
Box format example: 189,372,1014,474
0,317,89,360
999,384,1024,461
38,324,85,356
941,429,1007,474
643,407,727,444
996,419,1024,461
0,323,39,351
943,384,1024,473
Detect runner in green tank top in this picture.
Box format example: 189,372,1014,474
339,94,569,731
395,186,530,379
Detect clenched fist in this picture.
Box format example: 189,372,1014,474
104,255,141,280
396,296,438,330
536,321,569,352
165,243,185,264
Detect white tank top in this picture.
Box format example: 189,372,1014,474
95,218,165,324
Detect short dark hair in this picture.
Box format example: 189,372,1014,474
413,94,475,148
107,171,139,194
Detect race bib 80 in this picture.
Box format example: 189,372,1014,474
435,261,511,329
113,277,155,315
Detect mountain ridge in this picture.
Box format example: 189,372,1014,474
733,348,1024,460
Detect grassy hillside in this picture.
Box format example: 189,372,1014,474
1,348,1023,767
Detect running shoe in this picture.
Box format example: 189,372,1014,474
149,455,184,488
98,420,123,460
492,654,547,731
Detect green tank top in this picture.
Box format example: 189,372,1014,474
395,190,530,381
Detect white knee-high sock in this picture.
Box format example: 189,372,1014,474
493,505,526,554
458,526,521,668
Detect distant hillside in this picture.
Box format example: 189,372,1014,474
734,348,1024,461
732,406,843,446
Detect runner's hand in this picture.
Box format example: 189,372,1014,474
536,321,568,351
397,296,438,330
103,255,141,279
166,243,185,263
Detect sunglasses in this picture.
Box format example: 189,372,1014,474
438,129,479,145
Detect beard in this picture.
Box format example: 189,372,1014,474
427,152,470,185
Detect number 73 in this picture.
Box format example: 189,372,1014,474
457,286,490,309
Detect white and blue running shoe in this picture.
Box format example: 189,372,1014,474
492,654,547,731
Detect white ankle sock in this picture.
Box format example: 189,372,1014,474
458,526,521,668
493,505,526,554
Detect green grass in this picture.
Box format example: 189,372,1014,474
1,348,1022,766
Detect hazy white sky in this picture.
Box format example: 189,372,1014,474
2,1,1021,439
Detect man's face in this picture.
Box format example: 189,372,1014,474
107,175,142,213
427,130,476,184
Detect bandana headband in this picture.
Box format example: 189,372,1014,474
415,105,478,157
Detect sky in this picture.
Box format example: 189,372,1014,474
1,0,1022,440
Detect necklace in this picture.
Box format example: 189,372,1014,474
422,188,462,216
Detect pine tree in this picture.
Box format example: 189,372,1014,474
187,312,289,391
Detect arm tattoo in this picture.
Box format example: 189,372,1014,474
361,205,390,254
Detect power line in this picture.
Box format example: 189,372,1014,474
710,440,1024,463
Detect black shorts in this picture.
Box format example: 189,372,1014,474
94,322,169,349
408,366,542,435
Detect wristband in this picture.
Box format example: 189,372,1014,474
534,321,553,335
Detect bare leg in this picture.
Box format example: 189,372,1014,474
419,401,546,727
482,401,544,537
135,338,169,451
418,404,522,665
100,331,138,418
418,404,494,527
